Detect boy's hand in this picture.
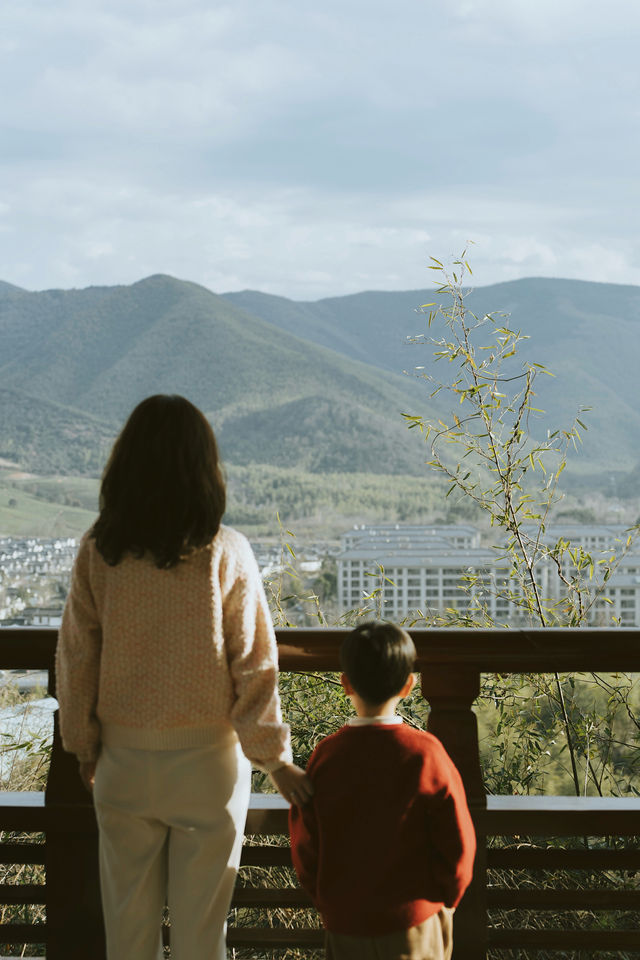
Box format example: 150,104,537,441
79,760,96,792
269,763,314,806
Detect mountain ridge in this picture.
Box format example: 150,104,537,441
223,276,640,470
1,273,639,479
0,275,430,476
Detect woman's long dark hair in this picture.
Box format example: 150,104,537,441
92,395,226,568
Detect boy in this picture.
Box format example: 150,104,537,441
289,621,476,960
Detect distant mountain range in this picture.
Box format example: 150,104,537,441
0,275,427,475
1,273,639,482
225,278,640,475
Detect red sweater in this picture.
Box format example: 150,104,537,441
289,722,476,936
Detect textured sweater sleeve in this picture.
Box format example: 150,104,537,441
55,535,103,764
222,535,292,771
424,741,477,908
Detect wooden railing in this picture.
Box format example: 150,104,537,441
1,627,640,958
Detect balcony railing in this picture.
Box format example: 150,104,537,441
1,627,640,958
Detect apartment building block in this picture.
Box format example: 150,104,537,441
337,523,640,625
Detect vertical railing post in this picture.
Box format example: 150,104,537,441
45,668,105,959
421,666,487,960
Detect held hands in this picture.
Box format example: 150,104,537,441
269,763,313,806
79,760,96,792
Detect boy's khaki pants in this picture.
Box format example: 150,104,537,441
93,738,251,960
325,908,454,960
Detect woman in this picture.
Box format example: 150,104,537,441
56,394,311,960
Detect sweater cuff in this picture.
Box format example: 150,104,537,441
249,748,293,774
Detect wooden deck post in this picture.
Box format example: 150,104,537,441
45,703,105,958
421,666,487,960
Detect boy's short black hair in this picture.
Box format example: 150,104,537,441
340,621,417,705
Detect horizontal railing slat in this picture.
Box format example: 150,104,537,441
0,793,44,809
488,887,640,909
226,927,324,948
0,842,45,865
0,922,46,944
481,806,640,837
242,793,640,840
245,793,289,834
240,846,292,867
243,792,640,838
232,887,312,907
488,848,640,870
0,629,55,671
0,792,46,832
488,928,640,950
0,882,46,905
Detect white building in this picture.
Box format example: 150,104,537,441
521,524,640,626
341,524,481,552
338,524,500,620
337,523,640,625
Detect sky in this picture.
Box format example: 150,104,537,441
2,0,640,300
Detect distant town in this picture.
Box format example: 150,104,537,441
2,522,639,636
0,535,334,630
0,537,77,628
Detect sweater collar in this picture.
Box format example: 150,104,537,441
347,715,403,726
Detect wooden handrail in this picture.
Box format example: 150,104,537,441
278,625,640,671
3,624,640,672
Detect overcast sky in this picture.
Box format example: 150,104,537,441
2,0,639,299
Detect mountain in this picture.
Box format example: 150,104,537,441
2,273,639,482
0,275,429,476
0,280,25,299
224,278,640,471
223,287,425,373
0,389,115,475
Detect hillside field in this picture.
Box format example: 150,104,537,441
0,465,457,540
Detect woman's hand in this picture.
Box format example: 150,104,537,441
269,763,313,806
79,760,96,792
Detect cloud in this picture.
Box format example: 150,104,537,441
450,0,640,41
3,169,640,300
3,3,309,141
1,1,640,296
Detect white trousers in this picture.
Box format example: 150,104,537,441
93,739,251,960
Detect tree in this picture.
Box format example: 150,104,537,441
402,253,639,799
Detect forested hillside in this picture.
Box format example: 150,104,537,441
225,277,640,471
0,275,429,476
0,389,114,474
2,273,640,482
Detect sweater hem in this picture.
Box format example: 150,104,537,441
101,721,238,751
319,900,443,937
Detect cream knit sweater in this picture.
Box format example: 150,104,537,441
56,525,292,769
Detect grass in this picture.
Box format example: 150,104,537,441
0,469,97,537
